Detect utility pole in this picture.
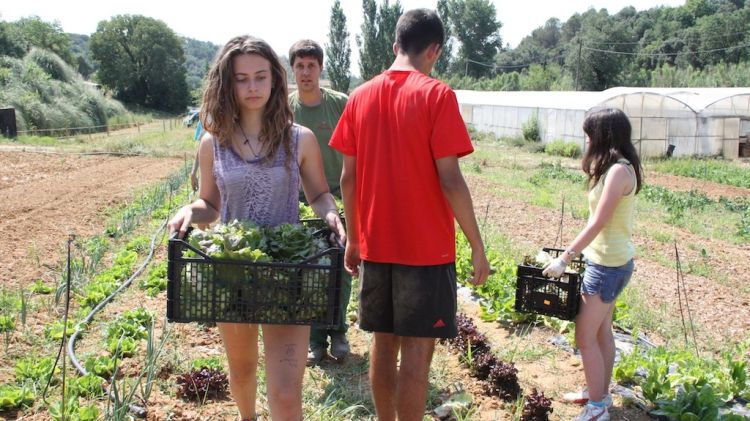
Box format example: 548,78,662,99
574,38,583,91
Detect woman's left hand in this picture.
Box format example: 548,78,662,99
325,211,347,247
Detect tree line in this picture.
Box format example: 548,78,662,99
2,0,749,116
326,0,750,92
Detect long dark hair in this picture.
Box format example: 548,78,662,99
582,108,643,194
201,35,293,167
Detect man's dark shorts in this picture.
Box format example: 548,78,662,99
359,260,458,339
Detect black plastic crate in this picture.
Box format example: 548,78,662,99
167,222,343,328
514,248,585,321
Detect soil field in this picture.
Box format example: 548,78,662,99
0,151,184,291
0,143,747,421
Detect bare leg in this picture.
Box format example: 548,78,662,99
218,323,259,420
396,336,435,421
575,294,615,402
598,304,616,392
261,324,310,421
369,333,400,421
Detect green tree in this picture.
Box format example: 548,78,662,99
357,0,380,80
375,0,402,70
685,0,717,18
448,0,502,78
90,15,189,112
520,64,562,90
14,16,75,65
565,8,635,90
68,34,96,79
434,0,453,75
357,0,402,80
326,0,351,93
0,21,26,58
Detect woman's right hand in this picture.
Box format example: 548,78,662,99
168,205,194,239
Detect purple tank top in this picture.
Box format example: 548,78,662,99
212,124,301,226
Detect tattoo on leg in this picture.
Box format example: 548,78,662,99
280,343,297,367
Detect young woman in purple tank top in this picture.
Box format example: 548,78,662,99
168,35,345,421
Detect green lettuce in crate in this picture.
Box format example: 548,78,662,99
181,220,334,321
262,223,328,262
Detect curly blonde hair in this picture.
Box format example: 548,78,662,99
200,35,293,167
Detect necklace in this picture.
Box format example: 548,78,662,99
238,125,262,158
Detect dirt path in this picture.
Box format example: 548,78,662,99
0,151,183,290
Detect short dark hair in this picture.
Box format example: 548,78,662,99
289,39,324,67
395,9,444,56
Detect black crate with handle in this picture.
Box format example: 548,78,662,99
167,221,343,328
514,248,585,320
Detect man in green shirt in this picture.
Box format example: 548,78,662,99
288,39,351,364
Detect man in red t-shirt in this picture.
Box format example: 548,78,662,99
329,8,490,421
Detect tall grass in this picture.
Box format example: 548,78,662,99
0,49,128,134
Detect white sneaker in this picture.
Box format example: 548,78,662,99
563,389,613,408
572,403,609,421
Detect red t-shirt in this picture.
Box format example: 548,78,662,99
329,70,473,265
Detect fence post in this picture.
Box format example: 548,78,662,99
163,120,166,132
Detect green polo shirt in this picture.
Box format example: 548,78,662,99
289,87,348,198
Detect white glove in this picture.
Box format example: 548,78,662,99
542,257,568,278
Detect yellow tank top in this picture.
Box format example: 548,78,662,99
582,159,636,267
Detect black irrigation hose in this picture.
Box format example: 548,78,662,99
66,219,169,418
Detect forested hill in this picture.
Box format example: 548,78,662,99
444,0,750,91
183,37,219,93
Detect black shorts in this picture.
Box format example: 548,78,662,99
359,260,458,339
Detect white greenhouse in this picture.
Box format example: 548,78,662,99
456,87,750,159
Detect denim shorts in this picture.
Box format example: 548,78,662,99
581,259,634,303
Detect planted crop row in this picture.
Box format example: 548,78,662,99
528,162,750,240
614,343,750,420
62,163,191,300
650,158,750,189
442,313,553,420
0,166,190,418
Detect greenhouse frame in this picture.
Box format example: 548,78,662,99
456,87,750,159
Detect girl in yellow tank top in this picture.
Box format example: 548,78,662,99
542,108,643,421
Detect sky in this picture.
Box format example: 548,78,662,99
1,0,686,76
